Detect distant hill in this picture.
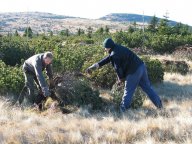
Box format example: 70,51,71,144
0,12,189,35
0,12,128,35
99,13,178,26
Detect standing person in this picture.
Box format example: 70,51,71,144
22,51,54,106
86,38,163,112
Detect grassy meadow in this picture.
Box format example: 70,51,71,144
0,55,191,144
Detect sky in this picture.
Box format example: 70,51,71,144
0,0,192,26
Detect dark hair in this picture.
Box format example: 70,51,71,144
44,51,53,59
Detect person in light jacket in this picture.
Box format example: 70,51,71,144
22,51,54,106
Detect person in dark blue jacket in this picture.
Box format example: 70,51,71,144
86,38,162,112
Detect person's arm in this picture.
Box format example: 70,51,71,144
33,60,50,96
98,56,110,67
86,56,111,74
113,56,124,81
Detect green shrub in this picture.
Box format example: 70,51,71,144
148,34,183,54
72,37,94,44
142,57,164,83
0,61,24,95
54,73,104,110
111,83,146,109
161,60,189,75
0,37,34,66
52,44,101,73
114,31,144,48
82,55,164,88
82,54,116,88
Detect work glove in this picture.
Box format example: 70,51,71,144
42,87,51,97
85,63,99,74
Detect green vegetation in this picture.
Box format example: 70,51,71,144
54,73,103,110
162,60,189,75
0,61,24,95
142,57,164,83
0,18,191,108
82,54,116,88
111,83,146,109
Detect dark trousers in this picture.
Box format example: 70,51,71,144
23,72,41,105
120,64,162,109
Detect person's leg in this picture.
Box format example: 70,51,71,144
139,65,162,108
120,65,144,111
23,72,36,105
34,76,47,109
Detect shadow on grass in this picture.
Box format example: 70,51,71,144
154,81,192,101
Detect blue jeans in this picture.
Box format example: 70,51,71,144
120,64,162,110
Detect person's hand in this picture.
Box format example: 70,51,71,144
85,67,92,74
85,63,99,74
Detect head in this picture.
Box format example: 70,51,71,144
43,51,53,65
103,38,115,53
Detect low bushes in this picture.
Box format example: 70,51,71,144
161,60,189,75
54,73,104,110
83,55,164,89
142,57,164,83
111,82,146,109
0,37,34,66
0,61,24,95
82,54,116,88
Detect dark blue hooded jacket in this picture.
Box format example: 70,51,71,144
98,41,143,80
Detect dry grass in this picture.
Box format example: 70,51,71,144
0,74,192,144
0,65,192,143
150,54,192,68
